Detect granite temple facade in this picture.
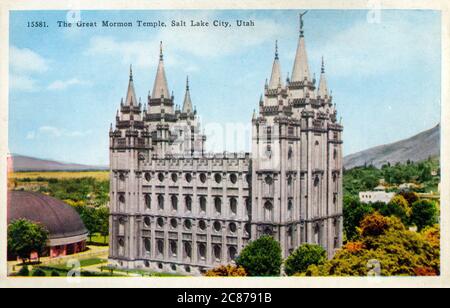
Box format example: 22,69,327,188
108,16,344,275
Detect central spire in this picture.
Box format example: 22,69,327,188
182,76,193,114
318,57,329,98
269,40,283,89
291,12,311,82
125,64,137,106
152,41,170,99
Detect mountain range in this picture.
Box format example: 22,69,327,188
343,124,440,169
9,124,440,171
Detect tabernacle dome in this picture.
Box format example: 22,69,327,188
7,191,89,259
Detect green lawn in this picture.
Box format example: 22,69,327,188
88,233,109,246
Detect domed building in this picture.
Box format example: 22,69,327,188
7,191,89,260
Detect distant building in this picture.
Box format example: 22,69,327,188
359,191,395,204
7,191,88,261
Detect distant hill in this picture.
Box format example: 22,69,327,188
344,124,440,170
10,154,108,172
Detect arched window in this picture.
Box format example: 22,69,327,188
288,175,293,186
230,173,238,184
158,173,165,182
171,195,178,211
229,198,237,215
118,194,125,203
288,147,293,160
265,175,273,185
199,173,207,184
157,240,164,256
184,219,192,230
333,148,337,160
213,245,221,261
244,223,251,236
144,172,151,182
314,176,320,187
185,196,192,212
199,196,207,213
170,240,177,257
158,195,164,210
144,217,151,227
170,218,178,229
264,201,273,221
145,194,151,209
119,173,126,181
184,242,192,259
214,197,222,214
215,173,222,184
198,243,206,260
157,217,164,228
144,238,151,254
229,246,237,261
185,173,192,183
213,221,221,232
288,200,293,219
245,199,251,217
198,220,207,231
314,224,321,245
229,222,237,234
171,173,178,183
287,226,294,247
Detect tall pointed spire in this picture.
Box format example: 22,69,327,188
182,76,193,113
318,57,329,98
291,11,311,82
269,40,283,89
125,64,137,106
152,41,170,99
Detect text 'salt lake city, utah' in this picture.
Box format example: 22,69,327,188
6,9,441,280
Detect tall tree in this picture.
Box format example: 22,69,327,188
411,200,438,231
284,244,326,276
8,219,49,264
236,235,282,276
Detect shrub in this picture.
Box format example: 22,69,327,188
51,271,60,277
236,235,282,276
284,244,326,276
17,265,29,277
359,212,389,237
32,268,46,277
204,265,247,277
411,200,438,231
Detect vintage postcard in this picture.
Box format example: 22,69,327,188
0,0,449,290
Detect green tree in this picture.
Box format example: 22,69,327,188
32,268,46,277
97,206,110,244
386,195,411,225
411,200,438,231
236,235,282,276
79,206,99,242
305,215,440,276
17,265,29,277
8,219,49,264
343,195,373,240
284,244,326,276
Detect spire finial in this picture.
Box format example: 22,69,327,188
160,41,164,61
275,40,279,60
299,11,308,37
321,56,325,74
186,76,190,91
129,64,133,81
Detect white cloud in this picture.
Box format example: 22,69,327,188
26,126,92,139
84,12,289,69
10,73,40,92
10,46,49,73
311,18,439,78
47,78,86,90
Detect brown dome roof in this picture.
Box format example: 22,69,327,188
7,191,88,240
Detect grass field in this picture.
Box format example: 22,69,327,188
10,171,109,181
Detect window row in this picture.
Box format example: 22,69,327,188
143,239,238,262
142,195,251,216
143,217,250,235
142,172,251,185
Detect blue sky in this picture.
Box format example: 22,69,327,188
9,10,441,165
